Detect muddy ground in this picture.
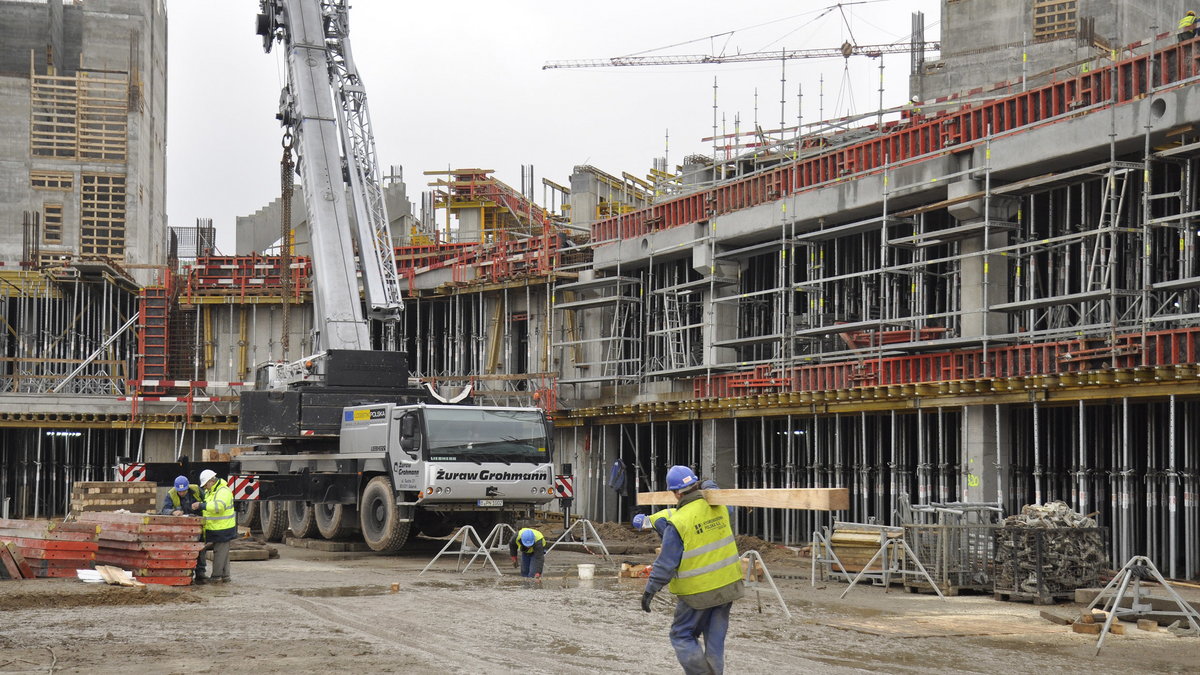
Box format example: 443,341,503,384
0,536,1197,674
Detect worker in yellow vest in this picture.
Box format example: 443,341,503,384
1180,11,1197,42
161,475,202,516
508,527,546,578
191,469,236,584
642,466,743,674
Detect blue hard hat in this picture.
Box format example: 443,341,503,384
665,465,699,491
520,529,536,546
173,475,189,491
632,513,647,529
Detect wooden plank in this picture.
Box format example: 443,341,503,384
98,540,205,552
100,547,201,561
636,487,849,510
77,512,186,526
99,530,201,543
17,547,96,561
1,537,99,551
0,528,98,542
136,576,195,586
96,521,202,535
97,554,196,570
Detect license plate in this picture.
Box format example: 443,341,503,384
476,499,503,507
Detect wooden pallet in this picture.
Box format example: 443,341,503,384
71,481,157,514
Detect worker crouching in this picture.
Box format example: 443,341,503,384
642,466,743,675
192,469,237,584
509,527,545,579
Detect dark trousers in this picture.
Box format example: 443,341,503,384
519,553,536,578
196,540,231,579
670,599,732,675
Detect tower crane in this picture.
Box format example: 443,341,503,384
543,40,940,70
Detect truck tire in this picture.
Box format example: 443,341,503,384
287,501,318,539
237,501,261,532
359,476,410,553
315,503,358,540
262,500,287,542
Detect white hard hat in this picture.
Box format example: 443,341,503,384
199,469,218,485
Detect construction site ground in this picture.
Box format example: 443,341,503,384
0,529,1197,674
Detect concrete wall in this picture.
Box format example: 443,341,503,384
236,181,416,255
917,0,1185,101
0,0,167,287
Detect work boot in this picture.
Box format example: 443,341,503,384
192,575,208,585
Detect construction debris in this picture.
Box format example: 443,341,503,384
0,517,100,578
993,502,1106,603
70,481,157,515
79,512,204,586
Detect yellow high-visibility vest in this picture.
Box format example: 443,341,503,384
201,479,235,531
516,528,545,553
167,485,201,509
666,498,741,596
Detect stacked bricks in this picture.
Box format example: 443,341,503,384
79,512,204,586
71,481,157,515
0,518,101,578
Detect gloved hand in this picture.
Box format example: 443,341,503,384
641,590,655,612
510,556,518,569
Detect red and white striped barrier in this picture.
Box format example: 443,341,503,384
228,475,260,500
119,396,225,402
116,463,147,482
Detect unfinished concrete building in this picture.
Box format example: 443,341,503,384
2,0,1199,584
0,0,171,517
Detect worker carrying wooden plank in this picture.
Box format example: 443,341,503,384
640,466,743,675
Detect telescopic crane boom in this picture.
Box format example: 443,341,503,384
256,0,403,355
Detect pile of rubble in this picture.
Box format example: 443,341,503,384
1001,501,1098,529
994,501,1107,599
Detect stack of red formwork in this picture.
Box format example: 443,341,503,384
0,518,100,577
79,512,204,586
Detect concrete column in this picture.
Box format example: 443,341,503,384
568,170,599,230
701,419,736,488
694,236,739,367
961,405,1008,503
950,177,1016,505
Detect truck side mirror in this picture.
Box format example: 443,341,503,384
398,414,419,455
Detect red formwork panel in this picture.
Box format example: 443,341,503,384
693,327,1200,398
596,36,1200,244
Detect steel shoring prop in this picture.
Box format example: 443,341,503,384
418,525,501,577
742,550,791,619
1086,555,1200,654
547,518,611,561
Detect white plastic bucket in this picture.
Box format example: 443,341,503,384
577,563,596,579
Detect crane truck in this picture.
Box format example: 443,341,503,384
118,0,556,552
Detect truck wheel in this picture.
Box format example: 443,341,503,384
315,503,358,540
287,501,318,539
262,500,287,542
359,476,410,553
237,501,261,532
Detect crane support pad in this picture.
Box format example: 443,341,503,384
637,488,849,511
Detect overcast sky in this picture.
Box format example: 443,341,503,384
165,0,941,253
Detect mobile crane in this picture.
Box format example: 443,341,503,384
119,0,556,552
